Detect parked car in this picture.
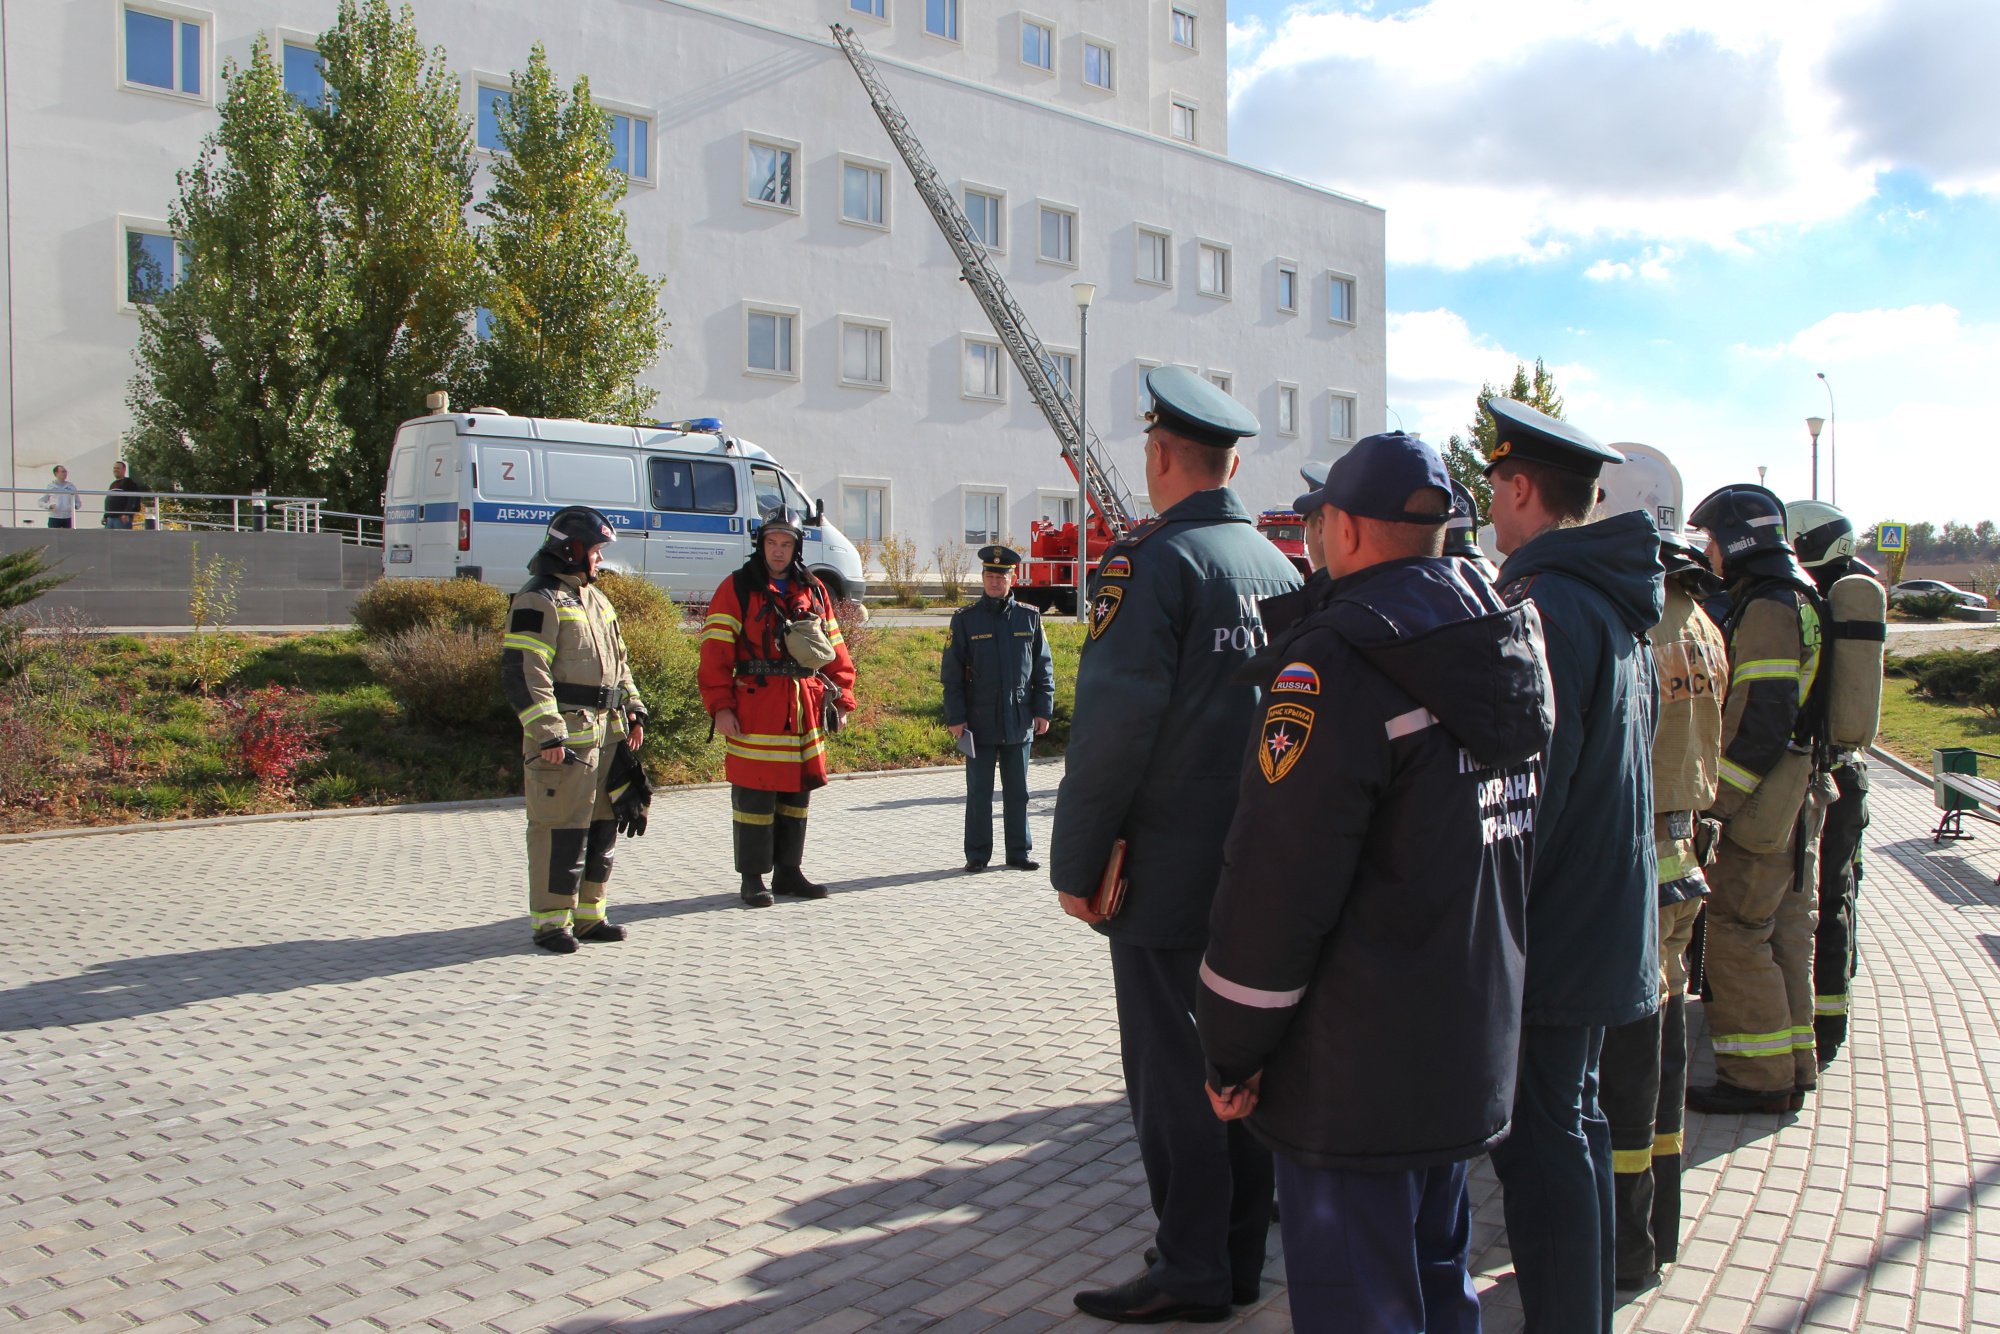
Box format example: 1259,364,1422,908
1890,579,1989,610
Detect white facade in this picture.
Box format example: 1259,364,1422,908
0,0,1385,560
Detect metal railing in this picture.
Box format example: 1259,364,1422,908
3,488,383,547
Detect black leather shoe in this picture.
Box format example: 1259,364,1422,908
741,875,775,908
1073,1277,1230,1324
773,868,828,899
1006,857,1041,871
533,929,578,954
964,861,989,873
574,921,627,942
1687,1081,1793,1114
1140,1248,1260,1306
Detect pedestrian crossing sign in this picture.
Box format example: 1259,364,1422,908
1876,523,1907,553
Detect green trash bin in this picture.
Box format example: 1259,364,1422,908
1936,747,1981,812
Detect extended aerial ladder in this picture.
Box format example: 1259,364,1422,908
830,24,1136,607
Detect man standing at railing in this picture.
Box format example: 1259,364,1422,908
105,462,145,530
39,465,78,529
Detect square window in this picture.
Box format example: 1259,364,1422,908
283,43,324,108
608,114,651,181
966,189,1003,249
927,0,960,41
1134,359,1160,417
1045,351,1075,391
1022,20,1052,70
841,323,887,386
478,85,510,152
964,341,1004,399
1198,243,1230,298
1171,101,1196,142
747,140,796,210
1084,42,1113,90
1277,265,1298,313
1330,275,1356,323
843,162,886,225
1330,393,1356,441
850,0,886,15
1040,493,1077,527
1172,8,1197,47
964,491,1003,545
1277,385,1299,436
1209,372,1232,396
125,227,178,305
842,485,886,543
747,310,796,375
1137,229,1170,285
125,9,202,96
1039,206,1075,264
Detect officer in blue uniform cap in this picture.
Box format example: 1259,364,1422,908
942,544,1055,872
1055,364,1301,1323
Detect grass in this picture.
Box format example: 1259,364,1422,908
1875,675,2000,770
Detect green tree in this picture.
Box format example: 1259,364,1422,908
312,0,481,509
1443,359,1567,520
473,43,667,422
123,36,353,502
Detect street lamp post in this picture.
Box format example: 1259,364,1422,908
1817,372,1837,505
1070,282,1095,625
1806,417,1824,500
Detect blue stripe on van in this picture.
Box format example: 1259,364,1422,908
472,502,648,531
645,512,736,534
385,502,457,523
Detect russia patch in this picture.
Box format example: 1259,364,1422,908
1100,555,1133,579
1271,662,1320,695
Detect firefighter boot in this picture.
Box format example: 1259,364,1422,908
571,880,626,941
773,867,828,899
1654,993,1689,1267
1613,1170,1658,1292
741,874,775,908
772,793,825,898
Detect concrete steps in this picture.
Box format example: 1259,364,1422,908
1,530,377,626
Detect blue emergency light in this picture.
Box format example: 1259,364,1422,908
654,417,725,435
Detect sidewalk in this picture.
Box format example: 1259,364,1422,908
2,763,1996,1332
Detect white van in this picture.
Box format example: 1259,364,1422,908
381,410,866,602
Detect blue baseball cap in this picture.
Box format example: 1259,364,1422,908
1293,432,1453,524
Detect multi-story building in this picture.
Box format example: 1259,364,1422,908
0,0,1384,559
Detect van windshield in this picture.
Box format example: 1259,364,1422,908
751,464,812,523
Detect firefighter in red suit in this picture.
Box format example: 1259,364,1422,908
699,507,858,907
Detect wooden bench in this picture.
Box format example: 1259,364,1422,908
1932,751,2000,876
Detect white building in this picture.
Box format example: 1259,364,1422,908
0,0,1384,562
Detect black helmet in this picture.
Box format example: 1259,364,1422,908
1660,527,1720,593
1443,478,1482,559
754,505,808,545
1690,483,1811,584
1784,499,1857,572
534,505,616,576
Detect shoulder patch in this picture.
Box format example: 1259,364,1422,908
1100,554,1133,579
1089,585,1124,639
1271,662,1320,695
1260,702,1314,782
1120,518,1166,548
1500,575,1536,606
509,608,546,635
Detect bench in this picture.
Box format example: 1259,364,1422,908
1933,750,2000,871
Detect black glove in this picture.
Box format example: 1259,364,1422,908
608,740,654,838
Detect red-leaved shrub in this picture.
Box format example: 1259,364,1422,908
218,685,328,791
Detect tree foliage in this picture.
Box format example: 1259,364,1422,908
123,36,352,502
473,43,667,423
1443,359,1567,521
0,547,75,612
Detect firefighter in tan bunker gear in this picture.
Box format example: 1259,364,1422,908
501,507,647,954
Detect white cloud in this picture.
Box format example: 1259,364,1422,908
1785,303,1967,362
1585,260,1633,281
1386,309,1592,442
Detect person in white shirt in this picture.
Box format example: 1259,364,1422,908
39,466,79,529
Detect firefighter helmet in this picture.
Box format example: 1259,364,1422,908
1690,484,1793,570
1597,442,1685,539
536,506,616,575
754,505,808,545
1443,479,1482,559
1785,499,1857,572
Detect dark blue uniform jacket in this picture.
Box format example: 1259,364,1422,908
1050,486,1302,950
941,594,1056,746
1497,511,1666,1027
1197,557,1555,1171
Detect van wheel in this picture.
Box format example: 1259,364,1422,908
812,567,847,601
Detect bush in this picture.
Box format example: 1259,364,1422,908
1899,590,1967,621
217,684,328,791
596,569,681,629
623,618,711,768
362,627,507,727
1901,649,2000,706
353,578,507,639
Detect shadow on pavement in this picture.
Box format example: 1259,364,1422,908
1874,836,2000,906
849,788,1059,813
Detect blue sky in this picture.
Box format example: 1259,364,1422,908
1224,0,2000,529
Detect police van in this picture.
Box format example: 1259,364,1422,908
381,409,866,601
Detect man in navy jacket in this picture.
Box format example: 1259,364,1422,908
942,545,1055,871
1199,433,1554,1334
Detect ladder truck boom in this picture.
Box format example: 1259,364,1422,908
829,23,1136,548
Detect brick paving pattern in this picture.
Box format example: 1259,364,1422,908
1,760,1995,1332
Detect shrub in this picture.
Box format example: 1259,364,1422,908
596,570,680,629
1899,590,1966,621
362,626,507,727
1902,649,2000,704
217,684,329,791
0,545,74,612
353,578,508,639
879,532,922,603
0,703,55,805
622,618,711,767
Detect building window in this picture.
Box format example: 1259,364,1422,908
1277,384,1299,436
1198,243,1230,298
1045,351,1075,391
1137,229,1170,286
927,0,960,41
964,340,1005,400
283,43,324,108
842,162,886,226
745,307,797,377
125,7,203,97
1209,372,1232,396
1039,205,1076,265
1040,493,1077,527
841,322,887,387
124,226,178,305
965,189,1003,249
1172,8,1197,48
1022,19,1053,70
1277,263,1298,314
850,0,886,17
1329,392,1356,441
964,491,1003,545
1134,358,1160,417
842,484,886,543
747,138,797,210
1083,41,1114,90
1171,100,1196,142
608,113,651,181
1330,274,1356,323
477,85,509,152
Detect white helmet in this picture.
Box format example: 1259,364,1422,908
1597,442,1684,539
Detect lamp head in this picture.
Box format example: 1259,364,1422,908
1807,416,1825,441
1070,282,1097,309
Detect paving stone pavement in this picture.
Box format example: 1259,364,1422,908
3,759,1998,1333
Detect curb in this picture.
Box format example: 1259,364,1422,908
0,756,1062,846
1868,744,1932,786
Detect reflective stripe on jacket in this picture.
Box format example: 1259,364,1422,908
1712,582,1821,819
501,574,642,754
697,567,857,792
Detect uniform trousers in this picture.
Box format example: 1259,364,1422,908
526,741,617,938
1814,759,1870,1061
1489,1023,1615,1334
1600,897,1704,1282
1275,1155,1479,1334
731,785,811,875
963,741,1031,865
1704,793,1828,1092
1108,942,1274,1308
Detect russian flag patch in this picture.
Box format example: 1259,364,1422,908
1271,662,1320,695
1100,555,1133,579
